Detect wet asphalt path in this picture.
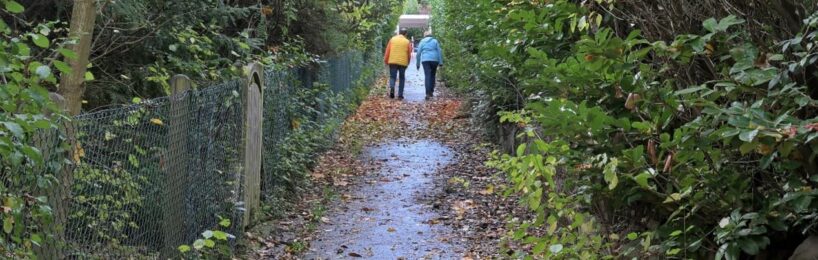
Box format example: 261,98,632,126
303,58,465,259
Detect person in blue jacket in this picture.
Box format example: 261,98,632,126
416,31,444,100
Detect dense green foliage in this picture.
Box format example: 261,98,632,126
0,2,70,257
434,0,818,258
8,0,400,109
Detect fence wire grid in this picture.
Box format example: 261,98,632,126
14,50,382,259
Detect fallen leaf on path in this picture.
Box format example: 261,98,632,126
479,185,494,195
387,227,396,232
453,200,474,220
348,252,362,257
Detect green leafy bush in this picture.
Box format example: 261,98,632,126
0,2,70,257
434,0,818,258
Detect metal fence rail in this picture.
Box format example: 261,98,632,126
18,50,381,259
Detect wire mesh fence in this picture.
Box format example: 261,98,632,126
12,49,382,259
261,50,380,204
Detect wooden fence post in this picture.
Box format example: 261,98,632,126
161,75,192,258
241,63,264,229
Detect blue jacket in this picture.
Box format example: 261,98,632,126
417,36,444,66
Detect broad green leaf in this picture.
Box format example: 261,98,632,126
204,239,215,248
21,146,42,165
739,239,759,255
30,234,42,246
192,239,205,249
739,129,759,142
5,0,24,13
703,18,718,32
739,142,757,155
212,230,228,240
202,230,214,239
633,172,652,189
84,71,95,81
58,48,77,59
717,15,744,32
53,60,72,74
15,42,30,56
219,218,231,227
178,245,191,253
31,34,49,48
2,122,24,138
3,217,12,234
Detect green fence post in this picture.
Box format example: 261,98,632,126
161,75,192,258
241,63,264,229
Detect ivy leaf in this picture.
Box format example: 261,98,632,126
202,230,214,239
219,218,231,227
204,239,215,248
192,239,205,250
178,245,191,253
212,230,228,240
4,0,24,14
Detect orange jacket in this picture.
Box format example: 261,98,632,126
384,35,412,66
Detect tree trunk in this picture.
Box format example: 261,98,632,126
59,0,96,116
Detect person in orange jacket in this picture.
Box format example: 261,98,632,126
384,28,413,99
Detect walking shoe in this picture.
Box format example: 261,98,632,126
398,96,404,100
424,96,431,100
389,93,395,99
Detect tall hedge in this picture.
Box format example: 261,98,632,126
433,0,818,258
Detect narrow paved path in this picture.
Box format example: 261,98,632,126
303,58,466,259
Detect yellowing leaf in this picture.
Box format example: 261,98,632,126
150,118,164,126
72,143,85,163
663,193,682,203
479,184,495,195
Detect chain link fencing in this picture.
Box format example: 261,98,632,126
14,49,382,259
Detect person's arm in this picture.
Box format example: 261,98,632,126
436,40,444,65
384,40,392,65
417,41,425,69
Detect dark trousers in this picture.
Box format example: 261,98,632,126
388,64,407,97
422,61,439,97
